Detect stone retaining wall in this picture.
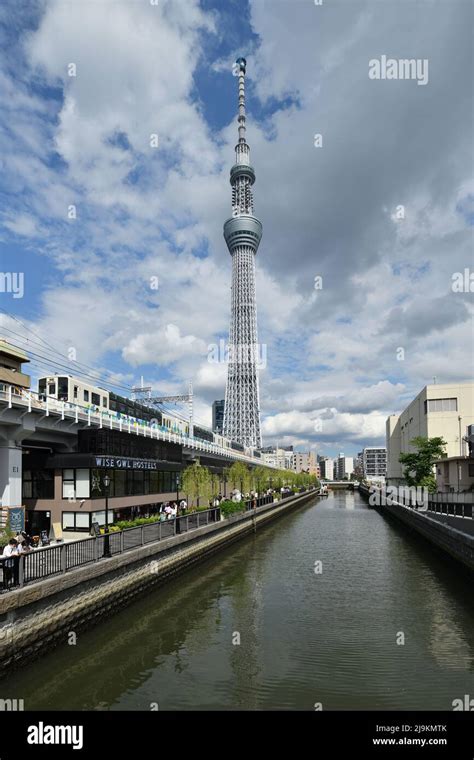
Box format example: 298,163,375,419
359,485,474,571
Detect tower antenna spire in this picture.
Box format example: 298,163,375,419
236,56,247,145
223,57,262,449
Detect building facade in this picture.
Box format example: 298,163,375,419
0,339,274,538
319,457,334,481
212,399,225,434
291,451,318,475
435,456,474,493
335,455,354,480
261,446,293,470
386,383,474,485
362,447,387,481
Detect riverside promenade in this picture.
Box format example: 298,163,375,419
0,489,317,673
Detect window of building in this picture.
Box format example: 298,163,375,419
114,470,126,497
62,469,75,499
469,464,474,477
22,470,54,499
91,468,103,499
424,398,458,413
62,512,91,532
62,469,90,499
75,469,90,498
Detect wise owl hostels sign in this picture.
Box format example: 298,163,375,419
94,457,157,470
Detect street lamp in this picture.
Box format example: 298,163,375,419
103,472,111,558
175,473,181,534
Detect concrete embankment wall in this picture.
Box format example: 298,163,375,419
0,491,316,674
359,486,474,572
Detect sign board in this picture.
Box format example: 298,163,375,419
94,456,157,470
91,521,101,537
52,522,63,541
40,530,50,546
8,506,25,534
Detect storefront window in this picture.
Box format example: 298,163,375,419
75,469,90,498
23,470,32,498
114,470,126,497
62,512,75,529
62,468,90,499
150,471,159,493
62,470,75,499
23,470,54,499
62,511,91,532
133,470,144,494
90,469,103,498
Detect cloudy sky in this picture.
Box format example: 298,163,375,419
0,0,472,457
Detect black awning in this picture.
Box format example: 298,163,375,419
45,453,183,472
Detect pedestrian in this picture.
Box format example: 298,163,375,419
2,539,19,590
179,498,187,514
15,531,25,546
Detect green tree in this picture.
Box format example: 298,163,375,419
399,436,447,490
252,465,269,493
227,461,250,494
209,472,220,499
182,463,211,507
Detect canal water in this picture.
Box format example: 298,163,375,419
4,491,474,710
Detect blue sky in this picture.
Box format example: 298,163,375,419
0,0,472,456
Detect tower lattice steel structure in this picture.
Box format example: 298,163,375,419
223,57,262,449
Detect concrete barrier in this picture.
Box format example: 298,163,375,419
359,485,474,572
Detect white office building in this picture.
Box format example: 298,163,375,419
386,383,474,485
335,455,354,480
319,457,334,481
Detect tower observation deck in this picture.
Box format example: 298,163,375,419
223,57,262,449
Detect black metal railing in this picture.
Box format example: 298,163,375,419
359,483,474,520
0,506,221,593
244,494,275,511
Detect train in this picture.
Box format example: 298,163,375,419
36,374,260,457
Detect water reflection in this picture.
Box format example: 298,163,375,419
3,492,473,710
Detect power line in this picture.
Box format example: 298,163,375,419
0,309,215,430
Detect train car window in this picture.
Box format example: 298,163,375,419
91,392,100,406
38,379,46,399
73,385,78,399
48,383,55,395
58,377,69,400
84,390,89,402
102,397,107,407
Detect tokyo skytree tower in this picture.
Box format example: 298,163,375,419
223,57,262,449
